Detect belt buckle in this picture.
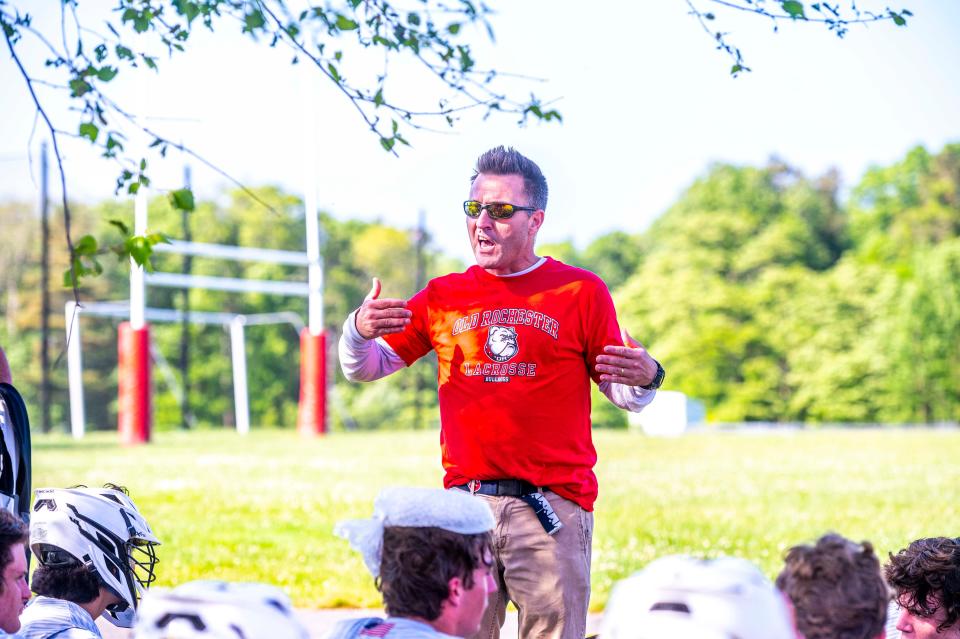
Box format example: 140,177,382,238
469,479,481,495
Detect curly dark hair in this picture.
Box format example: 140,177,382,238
0,510,27,594
885,537,960,633
776,533,889,639
31,562,101,604
471,146,548,211
377,526,493,621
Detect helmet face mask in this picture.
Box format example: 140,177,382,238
30,486,160,628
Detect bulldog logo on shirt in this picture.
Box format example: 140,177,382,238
484,325,519,362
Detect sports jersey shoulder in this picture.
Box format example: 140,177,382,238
324,617,457,639
17,597,101,639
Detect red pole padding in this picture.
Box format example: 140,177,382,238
297,329,327,436
118,322,151,445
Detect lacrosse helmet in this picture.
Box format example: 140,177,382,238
601,555,794,639
133,581,309,639
29,485,160,628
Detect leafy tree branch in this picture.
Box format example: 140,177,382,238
1,0,562,288
686,0,913,76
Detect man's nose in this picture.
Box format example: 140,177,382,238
475,208,495,228
19,578,30,602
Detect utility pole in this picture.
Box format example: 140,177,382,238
39,141,51,433
179,164,193,429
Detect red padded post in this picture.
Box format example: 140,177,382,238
297,329,327,436
118,322,151,445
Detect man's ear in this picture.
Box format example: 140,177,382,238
528,210,544,235
446,576,464,607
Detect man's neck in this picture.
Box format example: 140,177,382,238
486,256,546,278
77,589,121,623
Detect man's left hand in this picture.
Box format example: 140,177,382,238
596,328,658,387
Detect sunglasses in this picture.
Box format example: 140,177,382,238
463,200,538,219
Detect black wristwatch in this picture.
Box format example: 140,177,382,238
641,360,665,391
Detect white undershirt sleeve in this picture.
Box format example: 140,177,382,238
338,310,407,382
598,381,656,412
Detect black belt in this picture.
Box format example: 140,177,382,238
455,479,563,535
454,479,540,497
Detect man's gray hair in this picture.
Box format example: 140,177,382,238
471,146,548,211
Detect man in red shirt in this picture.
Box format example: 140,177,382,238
339,146,663,639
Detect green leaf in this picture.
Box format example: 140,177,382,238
109,219,130,235
380,137,396,152
173,0,200,23
79,122,99,143
169,188,195,212
244,10,265,32
447,23,461,35
104,133,124,158
328,63,340,82
116,44,134,60
407,12,421,26
373,88,384,107
97,66,118,82
146,232,172,246
74,234,98,255
781,1,805,19
68,78,92,97
121,8,154,33
335,15,359,30
889,10,906,25
127,236,153,267
457,45,473,72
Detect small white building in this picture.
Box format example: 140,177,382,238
628,390,705,436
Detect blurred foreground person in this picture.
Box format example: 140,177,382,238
885,537,960,639
133,581,308,639
328,487,497,639
0,509,29,635
19,485,160,639
601,555,794,639
776,533,888,639
0,344,32,524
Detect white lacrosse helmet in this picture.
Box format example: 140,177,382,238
133,581,309,639
601,555,795,639
29,485,160,628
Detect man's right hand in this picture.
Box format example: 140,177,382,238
354,277,413,340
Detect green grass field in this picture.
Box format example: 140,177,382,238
31,428,960,611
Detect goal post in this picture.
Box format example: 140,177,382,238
65,185,327,442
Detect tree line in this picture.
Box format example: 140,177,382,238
1,142,957,431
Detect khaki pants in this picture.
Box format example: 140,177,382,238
472,490,593,639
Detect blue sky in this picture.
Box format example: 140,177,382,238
2,1,958,265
